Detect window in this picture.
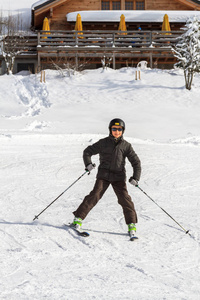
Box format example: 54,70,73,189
102,1,110,10
136,1,144,10
101,0,144,11
102,1,121,10
125,1,133,10
125,0,145,10
112,1,121,10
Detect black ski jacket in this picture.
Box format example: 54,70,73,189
83,135,141,182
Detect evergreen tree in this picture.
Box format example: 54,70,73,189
173,16,200,90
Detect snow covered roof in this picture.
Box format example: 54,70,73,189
67,10,200,23
31,0,200,11
32,0,55,10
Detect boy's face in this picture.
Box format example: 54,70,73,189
111,126,123,139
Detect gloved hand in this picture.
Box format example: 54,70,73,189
85,163,96,173
129,177,138,187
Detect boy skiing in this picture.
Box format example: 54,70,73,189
71,118,141,237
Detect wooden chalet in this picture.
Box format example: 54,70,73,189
1,0,200,74
31,0,200,71
31,0,200,31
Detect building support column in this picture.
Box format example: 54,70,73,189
150,53,152,69
113,53,116,69
38,53,41,72
75,53,78,70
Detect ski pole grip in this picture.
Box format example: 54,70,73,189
86,163,96,175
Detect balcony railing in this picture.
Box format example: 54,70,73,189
37,30,181,49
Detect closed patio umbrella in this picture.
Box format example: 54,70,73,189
75,13,83,36
42,17,50,38
162,14,171,33
118,14,127,34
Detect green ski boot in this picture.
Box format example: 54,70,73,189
128,223,136,236
72,217,83,230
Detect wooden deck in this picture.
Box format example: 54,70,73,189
3,36,38,56
2,30,182,70
37,30,181,69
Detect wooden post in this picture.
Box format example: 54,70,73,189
135,70,141,80
40,70,46,83
113,53,115,69
149,31,152,46
150,53,153,69
121,0,125,10
75,53,78,70
75,32,78,47
38,31,41,46
38,52,41,73
112,32,115,47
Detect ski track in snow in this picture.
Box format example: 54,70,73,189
13,74,50,118
0,134,200,300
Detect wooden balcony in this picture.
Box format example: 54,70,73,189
1,31,182,70
2,35,38,57
37,30,181,69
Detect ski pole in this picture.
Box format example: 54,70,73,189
137,185,191,236
33,170,88,221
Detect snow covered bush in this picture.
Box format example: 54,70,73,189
173,16,200,90
0,12,29,75
1,35,27,74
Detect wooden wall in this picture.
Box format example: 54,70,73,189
33,0,199,30
34,0,100,30
146,0,191,10
51,0,100,30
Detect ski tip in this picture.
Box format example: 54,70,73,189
64,224,90,237
81,232,90,237
130,236,138,241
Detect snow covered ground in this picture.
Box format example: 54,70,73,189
0,67,200,299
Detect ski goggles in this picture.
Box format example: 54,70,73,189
111,127,123,131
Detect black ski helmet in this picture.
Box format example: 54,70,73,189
109,118,125,133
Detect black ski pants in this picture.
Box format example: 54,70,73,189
73,178,137,224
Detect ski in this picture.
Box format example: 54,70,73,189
64,224,90,237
